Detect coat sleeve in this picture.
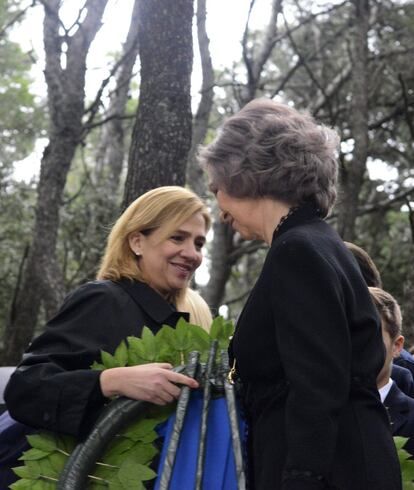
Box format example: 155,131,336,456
270,235,352,489
4,282,125,439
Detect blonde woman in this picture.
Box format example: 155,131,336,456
5,186,212,440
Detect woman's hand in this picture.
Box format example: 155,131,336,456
99,363,199,405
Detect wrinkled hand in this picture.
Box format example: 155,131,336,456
100,363,199,405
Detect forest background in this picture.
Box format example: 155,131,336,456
0,0,413,366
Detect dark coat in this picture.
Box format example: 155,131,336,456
4,279,188,439
391,364,414,397
231,205,401,490
385,381,414,458
394,349,414,380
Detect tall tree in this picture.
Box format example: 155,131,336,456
2,0,109,364
186,0,214,198
122,0,194,207
337,0,370,240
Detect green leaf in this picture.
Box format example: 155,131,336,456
118,459,156,485
122,418,158,442
10,480,35,489
91,360,106,371
141,327,157,362
395,436,410,451
171,321,192,353
101,350,120,368
49,451,68,474
105,437,136,459
188,323,211,352
12,466,36,480
126,337,148,365
26,433,58,453
114,340,128,366
401,459,414,482
19,448,52,461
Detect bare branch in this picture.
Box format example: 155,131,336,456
0,0,36,39
241,0,256,92
398,73,414,141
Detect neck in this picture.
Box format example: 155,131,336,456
261,200,293,245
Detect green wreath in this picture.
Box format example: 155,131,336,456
12,316,235,489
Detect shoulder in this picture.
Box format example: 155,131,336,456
268,225,339,277
49,280,133,326
62,280,126,307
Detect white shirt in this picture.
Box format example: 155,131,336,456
378,378,393,403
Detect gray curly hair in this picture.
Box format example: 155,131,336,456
199,98,339,218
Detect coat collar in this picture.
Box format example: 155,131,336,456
271,202,322,244
115,278,190,325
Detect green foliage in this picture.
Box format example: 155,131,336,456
0,0,45,173
395,437,414,489
15,317,234,488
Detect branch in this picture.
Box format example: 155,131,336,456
282,11,333,120
228,240,266,264
0,0,36,39
241,0,256,92
330,187,414,220
398,73,414,140
368,98,414,131
225,289,252,306
250,0,283,83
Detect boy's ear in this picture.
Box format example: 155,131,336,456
392,335,405,358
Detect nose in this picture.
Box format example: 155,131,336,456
180,241,202,264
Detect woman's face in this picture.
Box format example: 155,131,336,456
209,182,260,240
129,212,207,298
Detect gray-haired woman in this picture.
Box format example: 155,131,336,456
199,98,401,490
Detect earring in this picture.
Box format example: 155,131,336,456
135,251,141,257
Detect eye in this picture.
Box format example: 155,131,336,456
170,235,184,243
195,241,205,251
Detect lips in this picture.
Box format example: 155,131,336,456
171,262,194,277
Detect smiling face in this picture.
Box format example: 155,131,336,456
128,212,207,298
208,177,260,240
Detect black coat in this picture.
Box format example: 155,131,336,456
231,205,401,490
391,364,414,397
5,279,188,439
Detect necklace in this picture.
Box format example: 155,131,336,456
273,206,299,238
227,205,300,385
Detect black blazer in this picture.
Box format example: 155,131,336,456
4,279,188,439
394,349,414,379
385,381,414,458
392,364,414,397
231,205,401,490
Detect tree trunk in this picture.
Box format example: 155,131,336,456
186,0,214,198
337,0,370,241
2,0,109,364
122,0,194,207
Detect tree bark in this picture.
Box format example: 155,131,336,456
337,0,370,241
122,0,194,208
186,0,214,198
2,0,109,364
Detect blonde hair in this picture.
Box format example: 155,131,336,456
178,288,213,331
369,287,402,340
97,186,211,319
